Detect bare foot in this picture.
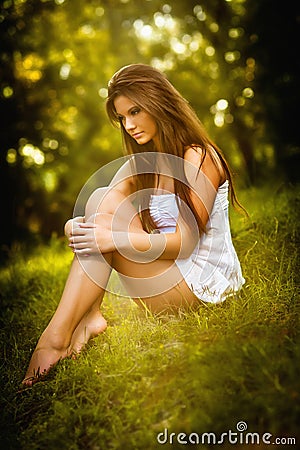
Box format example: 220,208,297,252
21,346,69,388
70,310,107,355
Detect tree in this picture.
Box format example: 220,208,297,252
1,0,297,254
243,0,300,182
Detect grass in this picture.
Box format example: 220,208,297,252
0,182,299,450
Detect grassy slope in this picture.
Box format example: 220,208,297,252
0,184,299,450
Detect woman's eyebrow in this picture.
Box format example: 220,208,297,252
116,106,138,117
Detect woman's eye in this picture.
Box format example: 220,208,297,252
131,108,140,116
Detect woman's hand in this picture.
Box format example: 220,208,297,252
64,216,84,238
69,213,116,255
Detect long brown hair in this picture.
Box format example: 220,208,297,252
106,63,243,233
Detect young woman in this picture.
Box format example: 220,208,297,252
22,64,245,387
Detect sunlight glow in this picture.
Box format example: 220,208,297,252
15,52,44,82
140,25,153,39
80,24,96,37
151,57,175,72
216,99,228,111
20,143,45,166
134,19,143,30
134,20,154,40
162,4,172,14
194,5,206,21
214,112,224,127
182,34,192,44
152,12,176,33
211,99,230,128
60,63,71,80
189,40,199,52
170,38,186,55
154,12,165,28
98,88,108,98
164,15,176,31
205,46,215,56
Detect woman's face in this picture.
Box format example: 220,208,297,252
114,95,158,145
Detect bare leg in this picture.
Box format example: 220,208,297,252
22,188,143,386
22,187,198,386
69,296,107,356
22,255,111,386
112,253,199,315
68,187,144,355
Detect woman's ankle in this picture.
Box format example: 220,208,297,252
38,328,72,353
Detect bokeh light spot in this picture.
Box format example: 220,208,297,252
205,46,215,56
59,63,71,80
3,86,14,98
243,87,254,98
6,148,17,164
216,99,228,111
98,88,108,98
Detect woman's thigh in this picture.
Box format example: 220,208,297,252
112,252,199,314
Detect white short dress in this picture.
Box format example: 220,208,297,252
149,180,245,303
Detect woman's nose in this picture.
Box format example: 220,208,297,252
124,117,136,131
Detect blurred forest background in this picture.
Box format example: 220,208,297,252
0,0,299,257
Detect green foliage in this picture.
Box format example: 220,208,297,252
1,0,298,246
0,184,299,449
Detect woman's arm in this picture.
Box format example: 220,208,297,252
108,158,137,197
184,146,225,227
70,210,197,260
112,148,222,261
113,216,198,262
70,150,223,260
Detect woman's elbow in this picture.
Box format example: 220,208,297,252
177,239,197,259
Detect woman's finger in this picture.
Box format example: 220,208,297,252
73,249,92,256
78,222,96,229
69,242,90,250
69,235,94,247
69,234,92,243
70,229,86,238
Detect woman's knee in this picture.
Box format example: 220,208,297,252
85,187,125,220
85,187,142,231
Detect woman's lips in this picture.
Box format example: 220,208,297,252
132,132,143,139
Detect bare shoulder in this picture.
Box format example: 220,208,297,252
184,145,203,163
184,145,225,188
109,159,136,196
